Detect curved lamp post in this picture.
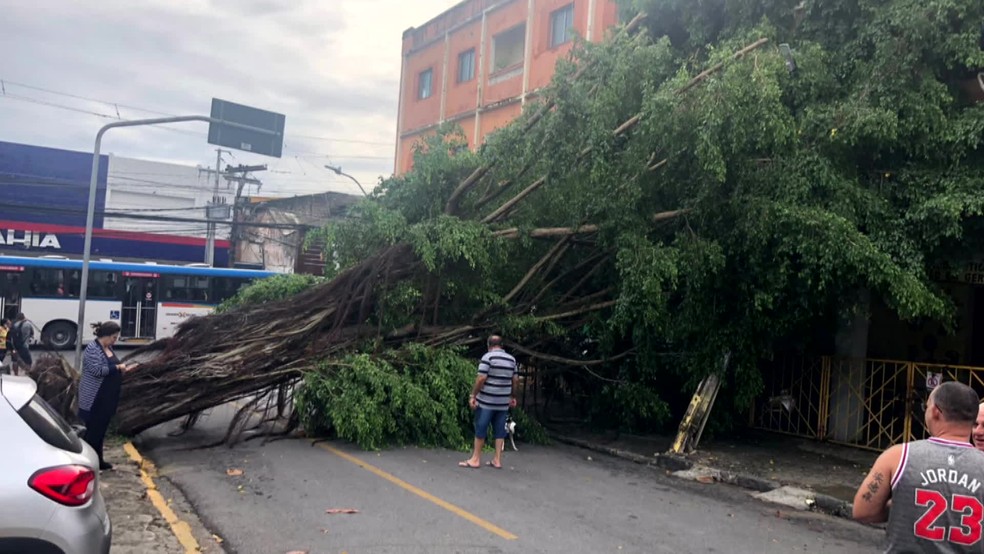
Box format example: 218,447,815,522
325,164,368,197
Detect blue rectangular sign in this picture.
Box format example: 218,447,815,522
208,99,285,158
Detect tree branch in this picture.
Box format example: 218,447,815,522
503,237,571,304
492,209,689,239
443,13,649,216
508,341,632,367
482,177,547,223
677,38,770,96
538,299,617,322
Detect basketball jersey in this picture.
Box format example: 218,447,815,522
886,438,984,553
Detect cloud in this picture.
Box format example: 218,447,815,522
0,0,458,196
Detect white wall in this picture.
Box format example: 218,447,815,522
104,155,234,240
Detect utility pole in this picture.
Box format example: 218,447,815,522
224,164,265,266
204,148,231,265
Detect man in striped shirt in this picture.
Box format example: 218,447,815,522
458,335,518,469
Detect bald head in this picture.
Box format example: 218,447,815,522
930,382,979,424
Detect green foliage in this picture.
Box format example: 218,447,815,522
510,407,551,445
407,216,497,273
216,273,323,313
303,0,984,433
309,201,409,279
295,345,476,450
590,379,672,431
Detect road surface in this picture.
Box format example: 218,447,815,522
135,404,885,554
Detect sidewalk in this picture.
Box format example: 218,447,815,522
547,425,877,518
100,439,224,554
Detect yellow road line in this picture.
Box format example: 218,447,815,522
123,442,201,553
316,442,518,541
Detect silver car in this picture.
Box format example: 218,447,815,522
0,375,111,554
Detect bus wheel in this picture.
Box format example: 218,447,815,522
42,322,76,350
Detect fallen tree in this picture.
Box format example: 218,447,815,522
109,0,983,447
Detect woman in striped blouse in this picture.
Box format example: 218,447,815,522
78,321,137,470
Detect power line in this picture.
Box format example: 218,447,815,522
0,93,205,139
0,203,314,230
0,78,395,147
0,91,392,160
0,79,172,117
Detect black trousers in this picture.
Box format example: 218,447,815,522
78,407,110,464
78,383,120,465
15,345,31,366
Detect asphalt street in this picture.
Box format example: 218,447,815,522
134,404,886,554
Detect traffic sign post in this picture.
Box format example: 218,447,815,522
75,104,286,369
208,99,286,158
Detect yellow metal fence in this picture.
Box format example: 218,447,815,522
754,357,984,451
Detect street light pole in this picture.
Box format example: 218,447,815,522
74,115,278,370
325,165,368,197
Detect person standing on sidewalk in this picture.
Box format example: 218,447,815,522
78,321,137,471
10,313,34,373
458,335,518,470
0,318,10,373
853,381,984,552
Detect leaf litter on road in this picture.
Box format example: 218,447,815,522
325,508,359,515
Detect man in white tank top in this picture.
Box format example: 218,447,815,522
853,381,984,553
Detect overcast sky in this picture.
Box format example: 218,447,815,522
0,0,458,197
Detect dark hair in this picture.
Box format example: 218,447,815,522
14,312,25,321
90,321,121,338
487,335,503,348
0,318,9,326
931,382,979,424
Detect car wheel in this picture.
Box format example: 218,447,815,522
42,322,76,350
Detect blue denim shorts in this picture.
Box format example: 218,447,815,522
474,407,508,439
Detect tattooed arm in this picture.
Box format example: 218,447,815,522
852,445,902,523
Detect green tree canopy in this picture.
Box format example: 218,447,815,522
121,0,984,443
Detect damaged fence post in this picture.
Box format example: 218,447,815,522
670,352,729,454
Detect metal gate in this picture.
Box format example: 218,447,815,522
755,357,984,451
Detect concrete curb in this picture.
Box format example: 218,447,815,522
550,432,855,520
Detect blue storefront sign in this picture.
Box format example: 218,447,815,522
0,141,230,265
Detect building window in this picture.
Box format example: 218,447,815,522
550,4,575,48
418,68,433,99
457,49,476,83
492,24,525,73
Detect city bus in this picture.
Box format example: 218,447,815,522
0,255,276,348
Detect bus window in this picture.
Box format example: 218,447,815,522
162,275,211,303
29,269,67,297
86,271,119,299
212,277,248,303
191,276,208,302
0,271,24,320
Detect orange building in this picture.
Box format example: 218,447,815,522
395,0,620,174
